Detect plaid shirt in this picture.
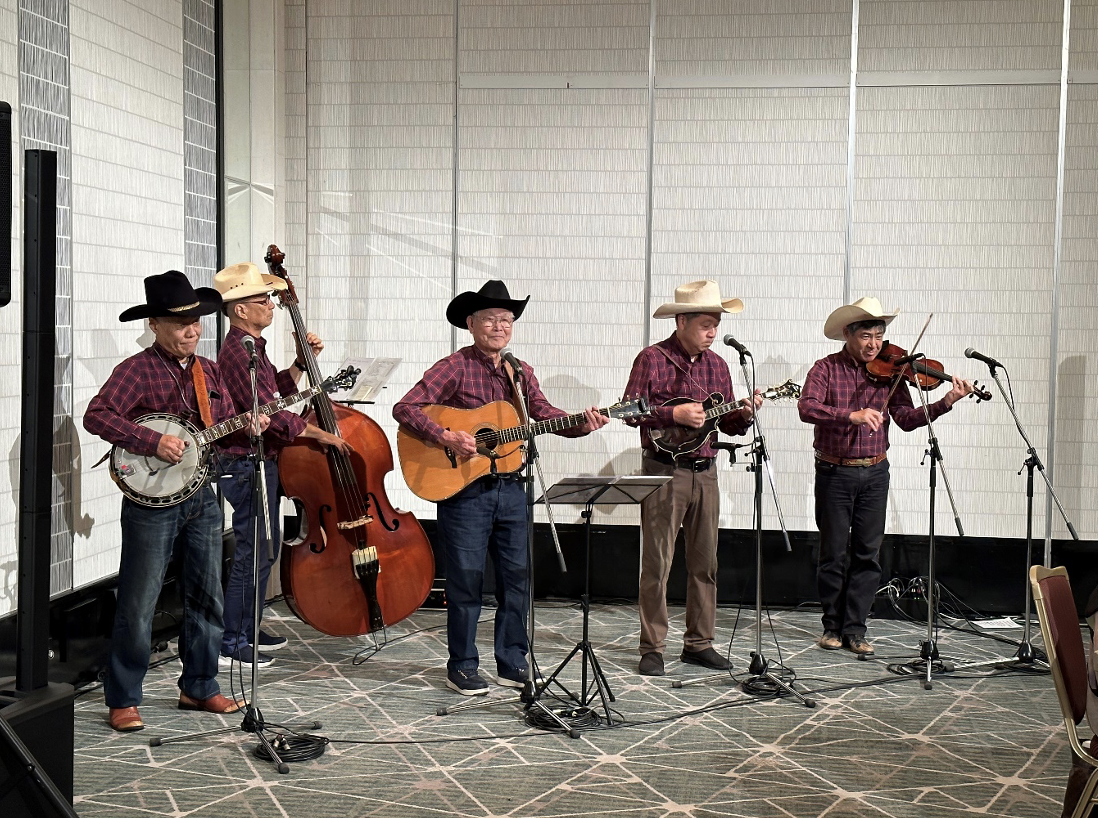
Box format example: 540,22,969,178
84,344,237,456
798,347,952,459
622,333,751,458
217,326,308,457
393,345,582,444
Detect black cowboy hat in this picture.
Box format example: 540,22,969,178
118,270,223,322
445,280,530,329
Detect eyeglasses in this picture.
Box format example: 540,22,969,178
476,315,514,329
242,293,275,306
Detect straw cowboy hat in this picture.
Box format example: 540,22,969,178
652,280,744,319
446,280,530,329
118,271,222,322
823,296,899,341
213,261,288,302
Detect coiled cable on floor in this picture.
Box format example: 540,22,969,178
253,730,328,763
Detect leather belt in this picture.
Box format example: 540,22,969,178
815,450,887,468
647,449,714,472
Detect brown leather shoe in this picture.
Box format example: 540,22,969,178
178,692,244,713
638,651,665,676
843,634,875,656
817,631,842,650
108,706,144,732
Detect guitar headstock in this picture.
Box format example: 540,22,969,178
322,365,360,394
762,379,802,401
608,397,650,420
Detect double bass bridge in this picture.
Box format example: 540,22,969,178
338,514,372,530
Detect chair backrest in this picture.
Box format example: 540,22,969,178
1031,565,1089,726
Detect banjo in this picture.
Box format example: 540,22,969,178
109,366,358,507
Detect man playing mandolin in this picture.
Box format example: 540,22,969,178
84,271,261,731
798,297,974,656
393,280,609,695
213,262,351,669
624,280,763,677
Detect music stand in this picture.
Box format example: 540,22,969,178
529,475,670,727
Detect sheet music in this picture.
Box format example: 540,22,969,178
340,357,400,403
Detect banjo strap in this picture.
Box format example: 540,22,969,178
190,358,215,429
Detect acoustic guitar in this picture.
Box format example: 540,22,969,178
648,379,801,457
397,398,649,502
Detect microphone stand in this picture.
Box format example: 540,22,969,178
674,346,814,708
958,360,1078,671
892,358,965,690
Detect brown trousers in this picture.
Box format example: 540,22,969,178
638,456,721,655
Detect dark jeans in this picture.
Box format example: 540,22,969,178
814,459,890,637
106,490,225,708
435,477,528,675
220,457,282,654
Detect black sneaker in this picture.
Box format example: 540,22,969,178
253,631,288,651
446,668,489,696
218,646,274,669
495,667,542,689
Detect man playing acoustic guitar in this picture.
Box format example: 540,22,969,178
623,280,762,677
393,280,608,695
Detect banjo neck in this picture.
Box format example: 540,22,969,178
192,382,327,447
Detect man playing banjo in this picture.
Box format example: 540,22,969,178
84,271,264,731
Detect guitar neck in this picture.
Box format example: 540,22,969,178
498,408,608,444
704,400,743,422
195,383,323,446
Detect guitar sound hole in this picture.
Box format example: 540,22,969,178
476,429,499,451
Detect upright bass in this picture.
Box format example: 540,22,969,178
265,245,434,637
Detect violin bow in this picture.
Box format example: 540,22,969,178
877,313,933,412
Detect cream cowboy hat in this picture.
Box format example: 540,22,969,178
213,262,288,302
652,280,744,319
823,296,899,341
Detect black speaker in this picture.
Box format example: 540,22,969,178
18,149,57,693
0,681,76,818
0,102,11,307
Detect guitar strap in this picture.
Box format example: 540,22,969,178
190,357,215,429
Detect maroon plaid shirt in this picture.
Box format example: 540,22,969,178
393,345,582,444
84,344,237,456
217,326,308,457
798,348,952,459
622,333,751,458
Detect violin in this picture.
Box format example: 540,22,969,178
867,342,992,402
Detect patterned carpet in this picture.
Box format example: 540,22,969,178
71,602,1071,817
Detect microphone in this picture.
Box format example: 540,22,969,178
500,348,522,374
242,336,256,356
722,335,751,357
964,347,1003,369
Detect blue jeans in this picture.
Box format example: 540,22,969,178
106,489,225,708
814,459,890,636
220,457,282,654
435,477,528,675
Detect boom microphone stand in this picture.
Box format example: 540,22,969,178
958,353,1079,671
150,339,320,772
675,339,814,707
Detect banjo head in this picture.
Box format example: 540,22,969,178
110,414,208,507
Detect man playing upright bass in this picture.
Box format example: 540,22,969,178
212,262,351,669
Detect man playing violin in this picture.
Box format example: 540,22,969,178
393,280,608,695
213,262,351,669
798,297,975,656
623,280,762,677
84,271,259,732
